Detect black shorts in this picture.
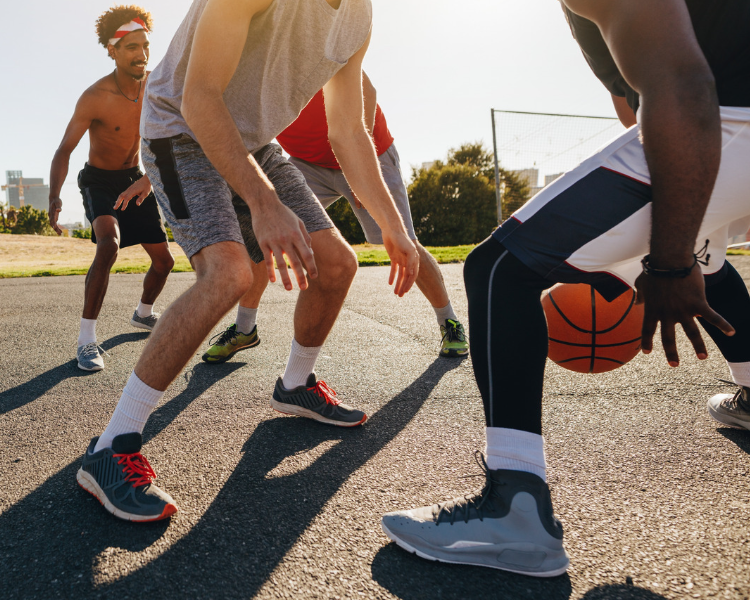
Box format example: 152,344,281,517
77,163,168,248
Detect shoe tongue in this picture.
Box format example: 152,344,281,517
305,373,317,387
111,432,143,454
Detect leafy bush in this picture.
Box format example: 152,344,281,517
12,205,55,236
72,228,92,239
325,197,366,245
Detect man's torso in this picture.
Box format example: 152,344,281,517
142,0,372,153
85,72,148,170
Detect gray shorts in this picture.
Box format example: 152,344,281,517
141,134,334,262
289,144,417,244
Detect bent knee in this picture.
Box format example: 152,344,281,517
95,237,120,262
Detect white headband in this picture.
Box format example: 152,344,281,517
109,18,149,47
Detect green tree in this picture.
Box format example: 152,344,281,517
13,205,54,236
325,197,366,245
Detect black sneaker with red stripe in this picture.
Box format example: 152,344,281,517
77,432,178,522
271,373,367,427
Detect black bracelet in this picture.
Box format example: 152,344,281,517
641,239,711,278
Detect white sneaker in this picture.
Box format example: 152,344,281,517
708,385,750,430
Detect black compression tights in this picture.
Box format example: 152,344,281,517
464,237,750,435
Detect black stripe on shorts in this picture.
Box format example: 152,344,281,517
149,137,190,219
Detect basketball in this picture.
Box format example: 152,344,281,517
542,283,644,374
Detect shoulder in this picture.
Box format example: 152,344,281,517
75,74,115,116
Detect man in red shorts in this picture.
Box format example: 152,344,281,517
202,74,468,364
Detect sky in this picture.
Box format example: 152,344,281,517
0,0,616,226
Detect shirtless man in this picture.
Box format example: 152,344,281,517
76,0,418,522
49,6,174,372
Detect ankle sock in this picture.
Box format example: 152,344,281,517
282,339,322,389
434,302,458,326
236,305,258,335
78,318,97,347
728,361,750,389
485,427,547,481
93,371,164,452
136,301,154,318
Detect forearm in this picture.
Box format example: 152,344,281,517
49,151,70,200
332,130,406,234
182,92,277,210
641,81,721,266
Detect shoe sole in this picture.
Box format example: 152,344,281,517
440,347,469,358
77,469,177,522
201,337,260,364
381,521,569,578
707,403,750,430
77,361,104,372
130,318,155,331
270,398,367,427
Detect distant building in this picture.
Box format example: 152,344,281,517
545,172,564,186
421,161,436,171
4,171,50,212
511,168,539,188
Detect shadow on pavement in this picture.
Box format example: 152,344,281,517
580,584,668,599
718,428,750,454
96,358,461,598
0,332,148,416
371,543,573,599
0,361,245,600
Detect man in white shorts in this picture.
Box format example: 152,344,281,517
201,74,468,365
381,0,750,577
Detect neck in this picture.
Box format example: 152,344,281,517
114,68,141,95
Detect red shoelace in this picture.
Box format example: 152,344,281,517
113,452,157,487
308,380,341,406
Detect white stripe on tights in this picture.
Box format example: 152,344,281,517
487,250,509,426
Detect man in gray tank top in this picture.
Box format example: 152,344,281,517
76,0,420,522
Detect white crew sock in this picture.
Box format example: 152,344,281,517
282,339,322,390
434,302,458,326
93,372,164,452
236,305,258,335
485,427,547,481
78,318,97,347
728,361,750,388
136,301,154,318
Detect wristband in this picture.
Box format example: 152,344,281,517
641,239,710,278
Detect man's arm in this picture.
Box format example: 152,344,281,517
181,0,315,291
49,95,94,234
362,71,377,134
564,0,733,366
323,34,419,296
611,94,637,128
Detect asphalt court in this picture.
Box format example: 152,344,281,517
1,259,749,599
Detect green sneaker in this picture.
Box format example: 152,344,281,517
201,324,260,364
440,319,469,357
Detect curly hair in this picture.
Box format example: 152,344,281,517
95,5,153,48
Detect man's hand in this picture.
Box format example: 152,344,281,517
114,175,152,211
381,229,419,297
253,197,317,291
636,267,734,366
49,198,63,235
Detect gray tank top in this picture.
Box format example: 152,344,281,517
141,0,372,153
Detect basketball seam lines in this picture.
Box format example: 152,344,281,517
487,249,509,427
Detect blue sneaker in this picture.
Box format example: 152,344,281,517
77,432,177,522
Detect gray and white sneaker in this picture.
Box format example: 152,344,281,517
130,310,159,331
77,342,104,372
708,384,750,430
381,453,569,577
271,373,367,427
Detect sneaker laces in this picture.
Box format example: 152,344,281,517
114,452,157,487
441,320,467,345
435,451,503,525
717,379,750,412
79,342,109,359
308,380,341,406
209,325,238,347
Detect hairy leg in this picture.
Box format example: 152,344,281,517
82,216,120,320
237,259,270,309
293,228,358,347
139,242,175,305
133,241,253,390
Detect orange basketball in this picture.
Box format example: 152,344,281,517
541,283,644,373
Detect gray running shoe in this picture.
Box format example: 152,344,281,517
271,373,367,427
77,342,104,372
130,310,159,331
381,453,569,577
77,432,178,522
708,385,750,430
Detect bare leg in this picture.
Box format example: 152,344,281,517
139,242,175,305
293,228,358,347
82,216,120,320
133,241,253,391
413,243,450,309
237,259,270,309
